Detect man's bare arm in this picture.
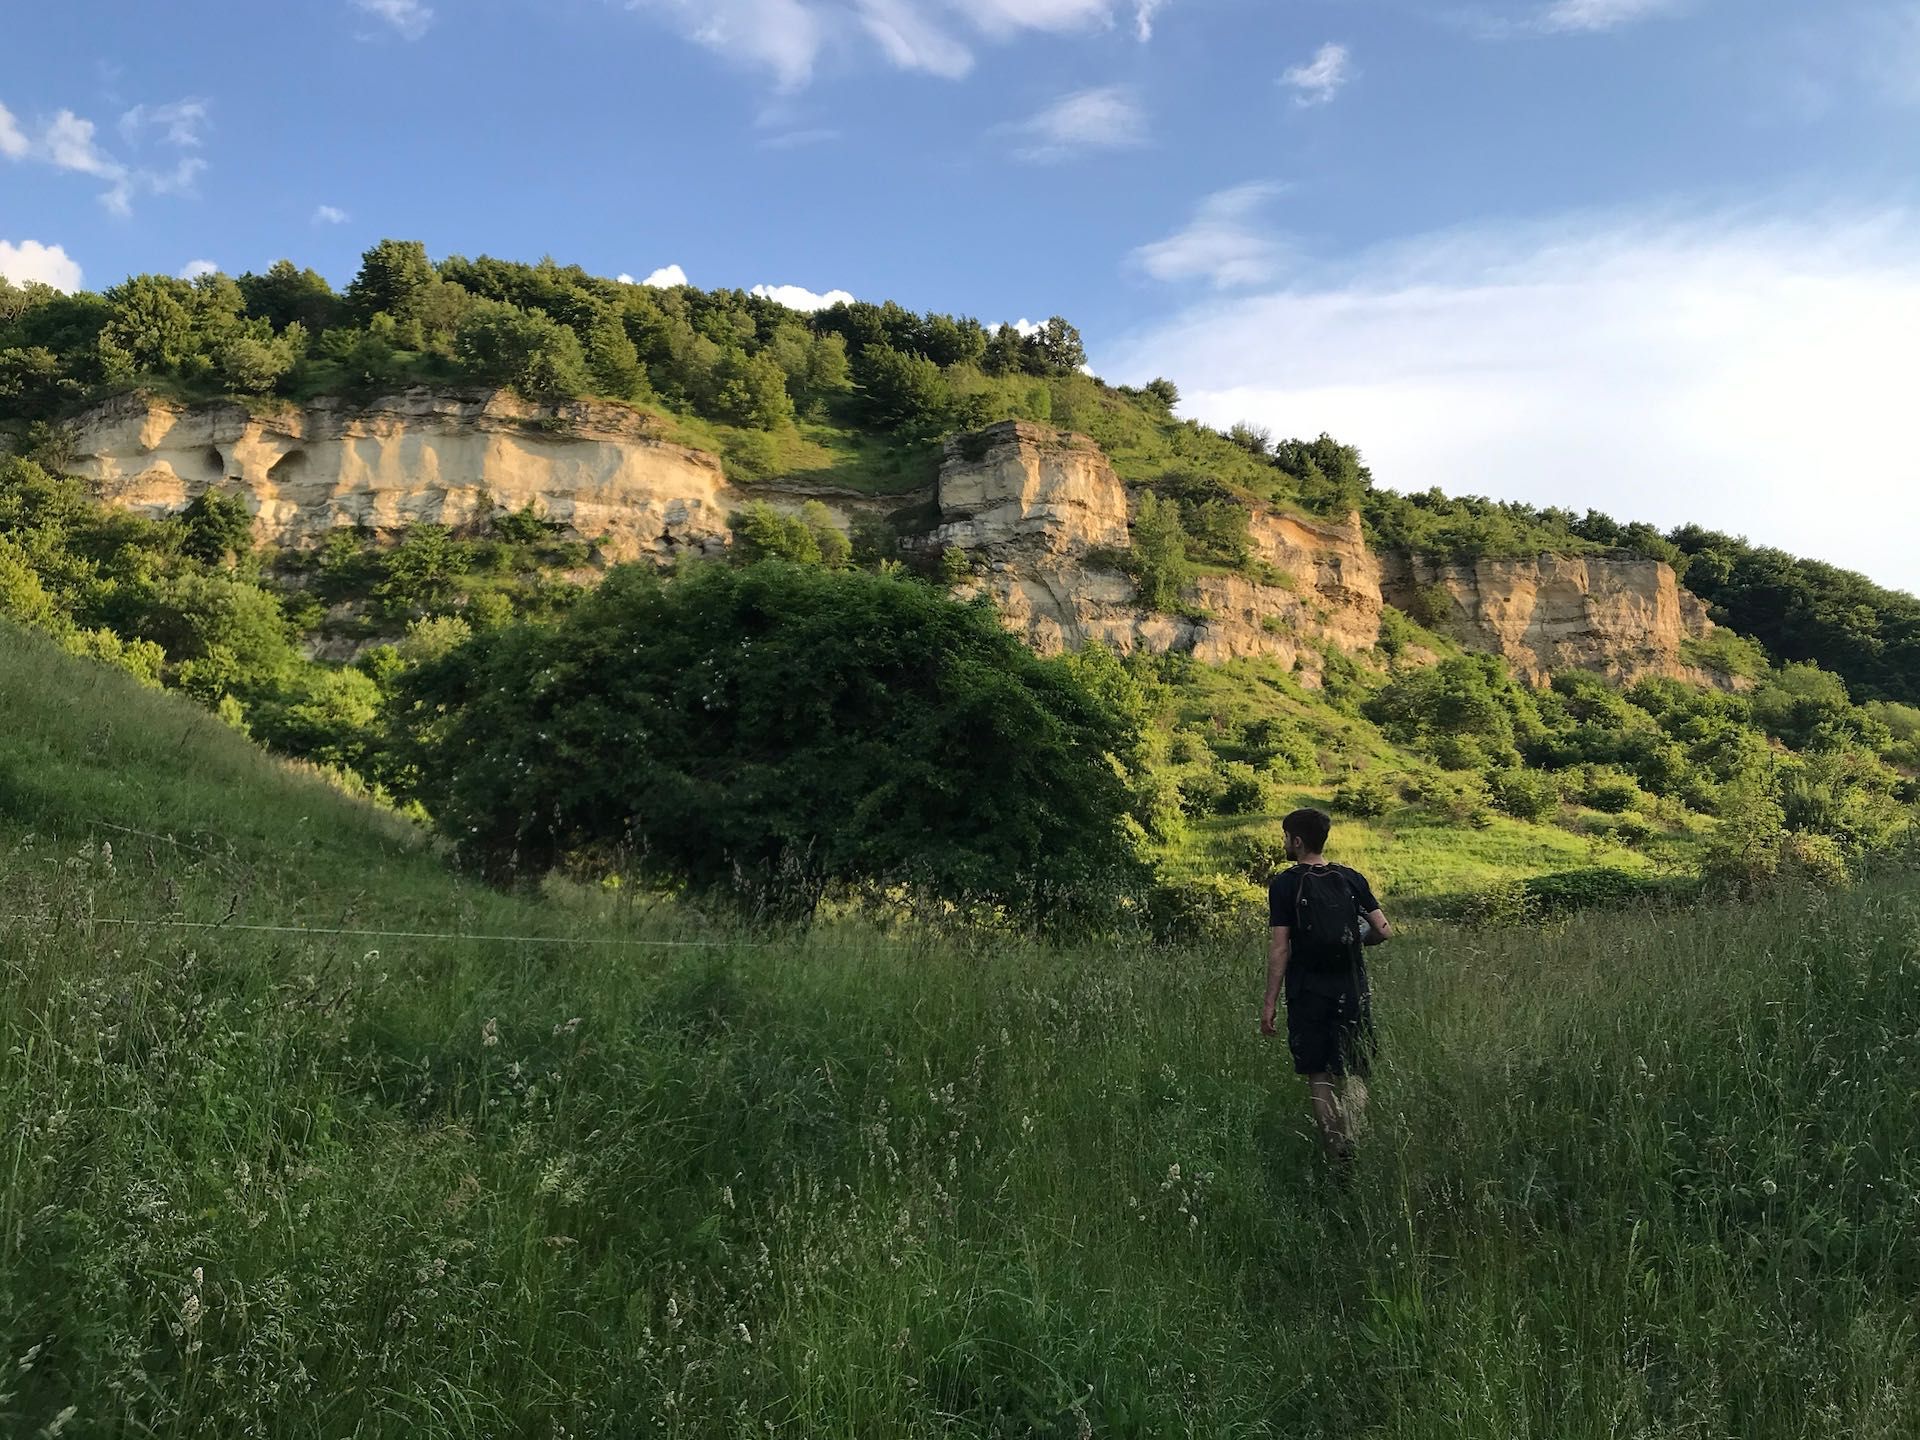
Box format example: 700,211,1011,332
1260,925,1289,1034
1363,908,1392,946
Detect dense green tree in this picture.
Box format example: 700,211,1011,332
180,490,255,566
394,562,1147,922
851,344,951,435
454,299,590,401
97,275,197,379
1124,491,1192,612
345,239,436,325
239,260,342,333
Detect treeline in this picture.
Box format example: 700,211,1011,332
0,241,1088,441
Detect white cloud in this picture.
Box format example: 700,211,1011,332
628,0,1117,88
1135,0,1169,42
1534,0,1679,35
1133,182,1289,288
42,109,122,178
314,204,350,224
1007,85,1146,162
642,264,690,287
1105,211,1920,597
1006,318,1043,336
119,98,209,148
1281,43,1352,106
353,0,434,39
628,0,827,91
178,259,219,280
856,0,974,78
0,239,83,291
6,99,207,215
750,282,856,311
0,102,28,160
617,272,637,284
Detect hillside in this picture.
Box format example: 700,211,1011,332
7,621,1920,1437
3,241,1918,920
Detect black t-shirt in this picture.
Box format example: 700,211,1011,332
1269,863,1380,996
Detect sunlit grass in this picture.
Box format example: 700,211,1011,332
6,624,1920,1438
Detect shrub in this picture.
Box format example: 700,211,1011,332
1332,774,1392,819
1215,761,1272,816
1489,767,1560,821
1227,830,1292,884
394,562,1147,925
1782,832,1852,891
1141,872,1264,945
1580,769,1645,814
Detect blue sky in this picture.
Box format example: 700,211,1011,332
4,0,1919,593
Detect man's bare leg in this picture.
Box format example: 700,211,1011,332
1307,1073,1353,1158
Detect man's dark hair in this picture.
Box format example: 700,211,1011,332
1283,807,1333,853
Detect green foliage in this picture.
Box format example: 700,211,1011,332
1683,627,1771,680
729,501,850,568
1124,491,1192,612
393,563,1147,922
20,627,1920,1437
454,298,591,401
1578,768,1646,816
1672,524,1920,705
180,489,254,565
345,238,436,325
1489,766,1561,821
851,344,952,436
1364,655,1540,769
373,524,471,620
1214,761,1272,816
1332,772,1393,818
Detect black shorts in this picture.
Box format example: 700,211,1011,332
1285,986,1375,1077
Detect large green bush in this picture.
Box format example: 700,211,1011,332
394,562,1148,924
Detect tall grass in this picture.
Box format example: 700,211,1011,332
5,625,1920,1437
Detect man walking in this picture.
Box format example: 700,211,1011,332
1260,807,1392,1162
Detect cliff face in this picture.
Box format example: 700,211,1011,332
1380,552,1720,688
67,392,1717,688
69,388,737,563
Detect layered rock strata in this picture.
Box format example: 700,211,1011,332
66,392,1722,687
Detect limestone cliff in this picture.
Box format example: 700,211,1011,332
929,424,1382,679
66,392,1719,688
69,388,737,563
1380,552,1721,688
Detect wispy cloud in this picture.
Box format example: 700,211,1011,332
1281,43,1352,106
0,103,32,160
313,204,350,224
857,0,974,77
628,0,1119,89
120,98,209,147
1006,85,1146,163
1537,0,1679,33
750,282,856,310
353,0,434,40
1135,0,1169,42
1133,182,1290,288
0,238,83,291
178,259,219,280
3,96,209,216
1106,210,1920,597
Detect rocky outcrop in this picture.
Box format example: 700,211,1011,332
69,388,738,563
1381,552,1720,687
67,391,1721,689
932,422,1382,682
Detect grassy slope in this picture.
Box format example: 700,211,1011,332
7,624,1920,1438
1156,659,1707,902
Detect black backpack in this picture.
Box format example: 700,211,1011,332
1291,865,1361,970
